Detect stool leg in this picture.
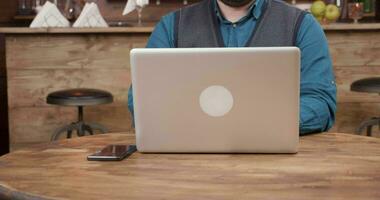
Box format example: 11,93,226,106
83,124,94,135
51,124,75,141
67,130,73,139
87,122,108,133
78,106,83,122
77,106,84,137
76,122,85,137
66,122,77,139
76,106,91,137
356,118,379,135
366,125,373,137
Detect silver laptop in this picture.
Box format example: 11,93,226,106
130,47,300,153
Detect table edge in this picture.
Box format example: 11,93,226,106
0,184,50,200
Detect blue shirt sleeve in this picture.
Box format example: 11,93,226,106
146,13,175,48
296,13,337,135
128,13,176,119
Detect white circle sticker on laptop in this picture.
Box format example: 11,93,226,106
199,85,234,117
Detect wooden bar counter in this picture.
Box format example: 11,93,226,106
1,23,380,151
0,132,379,199
0,27,153,151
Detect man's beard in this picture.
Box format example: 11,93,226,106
220,0,254,7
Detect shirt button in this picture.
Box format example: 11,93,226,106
232,24,237,28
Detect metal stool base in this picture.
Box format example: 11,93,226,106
51,122,108,141
356,117,380,136
51,106,108,141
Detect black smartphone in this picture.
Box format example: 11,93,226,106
87,144,137,161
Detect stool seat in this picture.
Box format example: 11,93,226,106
47,88,113,106
351,77,380,94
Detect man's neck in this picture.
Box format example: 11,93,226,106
216,0,254,23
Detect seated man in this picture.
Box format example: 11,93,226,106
128,0,337,135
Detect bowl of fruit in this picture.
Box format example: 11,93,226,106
310,0,341,24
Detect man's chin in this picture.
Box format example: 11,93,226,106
220,0,254,7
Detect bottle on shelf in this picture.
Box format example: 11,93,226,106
18,0,34,15
363,0,373,13
362,0,376,16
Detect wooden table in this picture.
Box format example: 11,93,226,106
0,132,379,200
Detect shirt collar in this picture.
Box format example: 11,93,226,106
214,0,264,24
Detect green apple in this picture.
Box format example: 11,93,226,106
311,1,326,17
325,4,340,22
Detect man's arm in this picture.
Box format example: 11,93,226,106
296,14,337,135
128,13,176,118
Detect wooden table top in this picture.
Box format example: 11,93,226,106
0,132,379,200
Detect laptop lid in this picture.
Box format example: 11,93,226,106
131,47,300,153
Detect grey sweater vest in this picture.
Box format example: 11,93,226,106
174,0,307,48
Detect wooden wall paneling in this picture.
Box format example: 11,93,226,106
6,33,150,150
328,31,380,67
5,29,380,149
327,30,380,136
7,68,131,108
84,104,133,133
335,66,380,103
5,35,143,108
5,34,147,70
334,102,380,137
9,106,76,145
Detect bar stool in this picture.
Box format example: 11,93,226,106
47,88,113,141
350,77,380,136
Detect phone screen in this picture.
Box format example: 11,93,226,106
87,144,136,161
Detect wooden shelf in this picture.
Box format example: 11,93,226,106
13,15,35,20
322,23,380,30
0,27,155,34
1,23,380,34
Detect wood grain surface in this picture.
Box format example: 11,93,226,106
1,23,380,34
5,33,149,151
327,30,380,136
335,102,380,136
3,29,380,151
0,132,379,200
